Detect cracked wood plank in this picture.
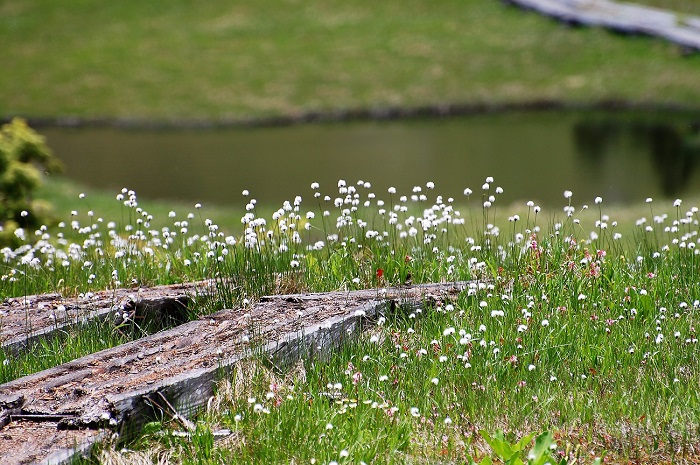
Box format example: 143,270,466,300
0,282,469,465
1,281,215,356
506,0,700,51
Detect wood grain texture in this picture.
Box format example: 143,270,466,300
0,282,468,465
1,281,215,356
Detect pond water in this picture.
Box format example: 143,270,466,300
42,110,700,209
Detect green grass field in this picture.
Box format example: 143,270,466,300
1,0,699,122
3,178,699,464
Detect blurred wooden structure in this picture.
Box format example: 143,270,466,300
507,0,700,51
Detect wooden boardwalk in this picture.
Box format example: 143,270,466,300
0,282,468,465
507,0,700,51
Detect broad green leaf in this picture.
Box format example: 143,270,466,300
505,454,524,465
479,430,514,459
527,431,553,461
515,432,537,452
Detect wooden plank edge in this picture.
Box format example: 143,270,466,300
505,0,700,50
42,431,110,465
2,282,214,357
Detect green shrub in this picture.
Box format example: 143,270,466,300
0,118,62,245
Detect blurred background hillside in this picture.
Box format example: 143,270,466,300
1,0,699,122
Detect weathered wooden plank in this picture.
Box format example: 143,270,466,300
42,432,109,465
1,422,105,465
506,0,700,51
0,282,469,465
1,281,215,356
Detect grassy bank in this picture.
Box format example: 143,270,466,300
1,0,699,122
3,177,692,463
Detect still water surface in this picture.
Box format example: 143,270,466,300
43,111,700,208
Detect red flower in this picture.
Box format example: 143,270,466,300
376,268,384,278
